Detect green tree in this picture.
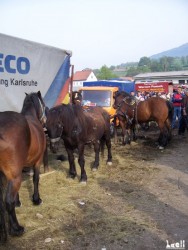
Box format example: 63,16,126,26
109,65,115,70
138,65,151,73
126,66,140,77
172,58,183,71
96,65,117,80
150,60,161,72
160,57,169,71
138,57,151,67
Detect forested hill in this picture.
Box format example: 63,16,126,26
150,43,188,59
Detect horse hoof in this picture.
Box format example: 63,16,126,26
9,225,25,237
107,161,112,166
33,197,42,205
69,173,77,179
158,146,164,150
92,167,98,172
80,180,87,185
15,201,22,207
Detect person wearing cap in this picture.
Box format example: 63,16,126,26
171,87,183,129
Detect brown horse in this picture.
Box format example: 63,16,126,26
113,91,174,149
0,91,46,242
46,104,112,183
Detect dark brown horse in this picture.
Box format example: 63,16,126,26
0,91,46,242
113,91,174,149
72,91,83,105
46,104,112,183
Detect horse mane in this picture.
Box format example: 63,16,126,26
50,104,75,132
115,91,130,98
51,104,87,137
21,92,41,118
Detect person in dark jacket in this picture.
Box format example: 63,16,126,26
171,87,183,129
178,89,188,136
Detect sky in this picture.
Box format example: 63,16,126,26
1,0,188,72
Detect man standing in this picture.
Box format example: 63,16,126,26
171,87,183,129
178,89,188,136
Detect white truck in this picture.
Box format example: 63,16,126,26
0,33,72,111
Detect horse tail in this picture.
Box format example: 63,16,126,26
166,100,174,122
0,172,7,243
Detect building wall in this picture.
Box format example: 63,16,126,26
73,72,97,91
134,72,188,86
135,77,188,85
87,72,97,81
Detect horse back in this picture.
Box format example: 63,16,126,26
137,97,169,121
84,107,111,139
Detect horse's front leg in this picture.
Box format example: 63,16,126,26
66,146,77,179
32,166,42,205
119,120,130,145
78,144,87,183
113,116,118,144
5,177,25,236
131,124,137,141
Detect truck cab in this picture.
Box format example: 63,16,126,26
78,86,118,117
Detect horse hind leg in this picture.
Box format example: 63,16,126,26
32,166,42,205
92,141,100,171
0,172,7,242
15,193,21,207
100,138,105,159
43,144,49,173
158,122,168,149
77,145,87,183
5,177,24,236
105,137,112,166
165,118,172,141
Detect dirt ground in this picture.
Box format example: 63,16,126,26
2,126,188,250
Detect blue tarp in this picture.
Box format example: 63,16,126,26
83,80,135,93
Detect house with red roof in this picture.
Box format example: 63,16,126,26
73,69,97,91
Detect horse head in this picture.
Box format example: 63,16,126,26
72,91,82,105
46,106,64,153
113,91,131,109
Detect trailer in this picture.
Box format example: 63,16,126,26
0,33,72,111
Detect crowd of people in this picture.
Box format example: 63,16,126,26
130,87,188,136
